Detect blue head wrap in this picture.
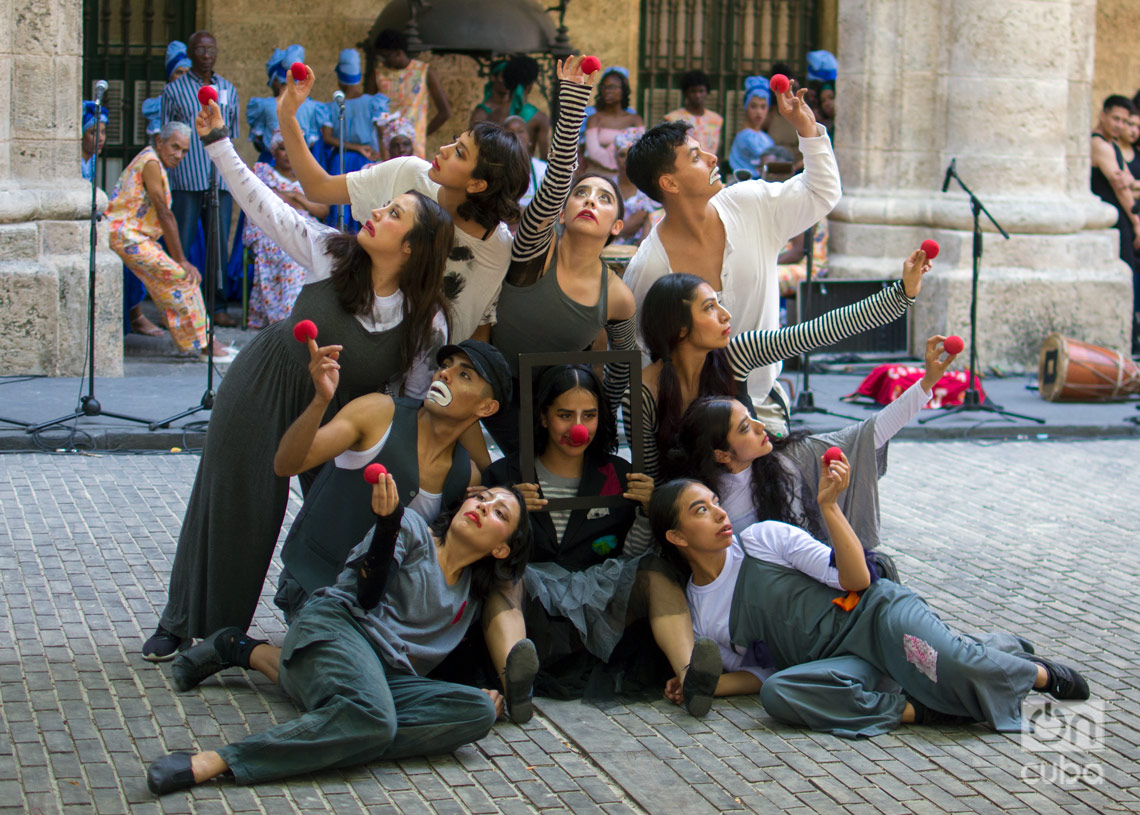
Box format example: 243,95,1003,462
266,48,287,86
604,66,629,80
743,76,771,107
82,102,109,133
336,48,362,85
165,41,191,80
806,50,838,83
283,44,306,77
141,97,163,136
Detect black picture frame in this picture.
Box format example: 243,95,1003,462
518,350,644,512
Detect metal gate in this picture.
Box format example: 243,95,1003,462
637,0,816,158
82,1,198,188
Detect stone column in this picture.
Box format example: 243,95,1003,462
0,0,122,377
830,0,1130,371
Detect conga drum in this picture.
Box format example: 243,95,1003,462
1037,333,1140,401
600,244,638,277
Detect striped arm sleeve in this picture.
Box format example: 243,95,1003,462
509,81,593,271
726,281,914,380
603,315,637,417
621,384,660,482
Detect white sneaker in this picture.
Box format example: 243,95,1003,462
201,346,239,365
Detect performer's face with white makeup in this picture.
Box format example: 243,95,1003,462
425,352,498,420
666,136,722,197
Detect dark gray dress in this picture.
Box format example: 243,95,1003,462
159,279,406,640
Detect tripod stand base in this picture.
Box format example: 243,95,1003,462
26,395,153,434
149,390,215,431
917,388,1044,425
790,390,861,422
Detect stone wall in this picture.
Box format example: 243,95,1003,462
198,0,640,168
0,0,122,377
1092,0,1140,114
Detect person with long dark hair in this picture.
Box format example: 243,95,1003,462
621,248,931,480
141,99,454,661
663,335,960,551
649,475,1091,737
481,365,720,716
278,63,530,343
146,478,533,795
480,56,639,456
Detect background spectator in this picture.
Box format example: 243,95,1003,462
372,28,451,159
583,67,643,173
664,70,724,156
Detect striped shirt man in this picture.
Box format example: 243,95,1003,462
161,70,240,191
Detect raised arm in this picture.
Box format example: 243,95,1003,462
815,454,871,592
199,99,335,278
277,66,351,204
871,335,960,448
508,58,598,281
726,249,930,380
356,475,403,610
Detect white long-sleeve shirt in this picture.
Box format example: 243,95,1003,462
205,138,447,400
623,123,842,400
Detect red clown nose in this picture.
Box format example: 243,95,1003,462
568,424,590,446
197,86,217,107
920,239,940,259
823,447,843,466
770,74,790,95
580,56,602,75
290,62,308,82
943,335,964,355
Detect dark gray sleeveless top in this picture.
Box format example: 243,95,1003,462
280,397,472,596
491,248,610,378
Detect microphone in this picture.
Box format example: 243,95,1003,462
941,158,956,193
93,80,108,104
332,90,346,110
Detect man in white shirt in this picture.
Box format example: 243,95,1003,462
623,87,841,434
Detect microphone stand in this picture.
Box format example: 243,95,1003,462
150,145,223,428
28,83,152,435
791,224,859,422
920,161,1043,425
335,92,346,230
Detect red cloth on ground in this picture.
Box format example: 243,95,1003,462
845,364,985,408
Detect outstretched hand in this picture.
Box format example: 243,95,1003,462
307,339,342,404
777,87,818,138
558,55,601,88
277,64,314,118
816,452,850,506
370,472,400,517
920,335,959,391
901,248,933,298
194,99,225,139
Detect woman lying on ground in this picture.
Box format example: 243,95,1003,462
649,471,1090,737
147,477,532,794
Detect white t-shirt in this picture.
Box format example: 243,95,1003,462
686,521,843,681
346,156,514,341
623,124,842,399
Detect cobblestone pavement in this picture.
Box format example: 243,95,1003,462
1,440,1138,814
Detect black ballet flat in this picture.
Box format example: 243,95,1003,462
503,639,539,725
170,630,229,693
682,637,722,718
146,752,197,796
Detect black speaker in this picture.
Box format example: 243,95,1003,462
796,278,909,355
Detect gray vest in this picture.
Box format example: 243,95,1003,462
280,398,471,595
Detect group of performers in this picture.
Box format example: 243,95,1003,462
138,55,1091,797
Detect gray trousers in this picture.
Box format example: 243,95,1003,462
742,581,1040,738
217,598,497,784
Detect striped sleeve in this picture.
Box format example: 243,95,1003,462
726,281,914,381
508,81,593,280
603,315,636,417
621,383,660,481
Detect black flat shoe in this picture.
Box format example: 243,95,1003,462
682,637,722,718
142,625,184,662
170,630,230,693
871,551,899,583
146,752,197,795
1027,655,1090,701
503,639,539,725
